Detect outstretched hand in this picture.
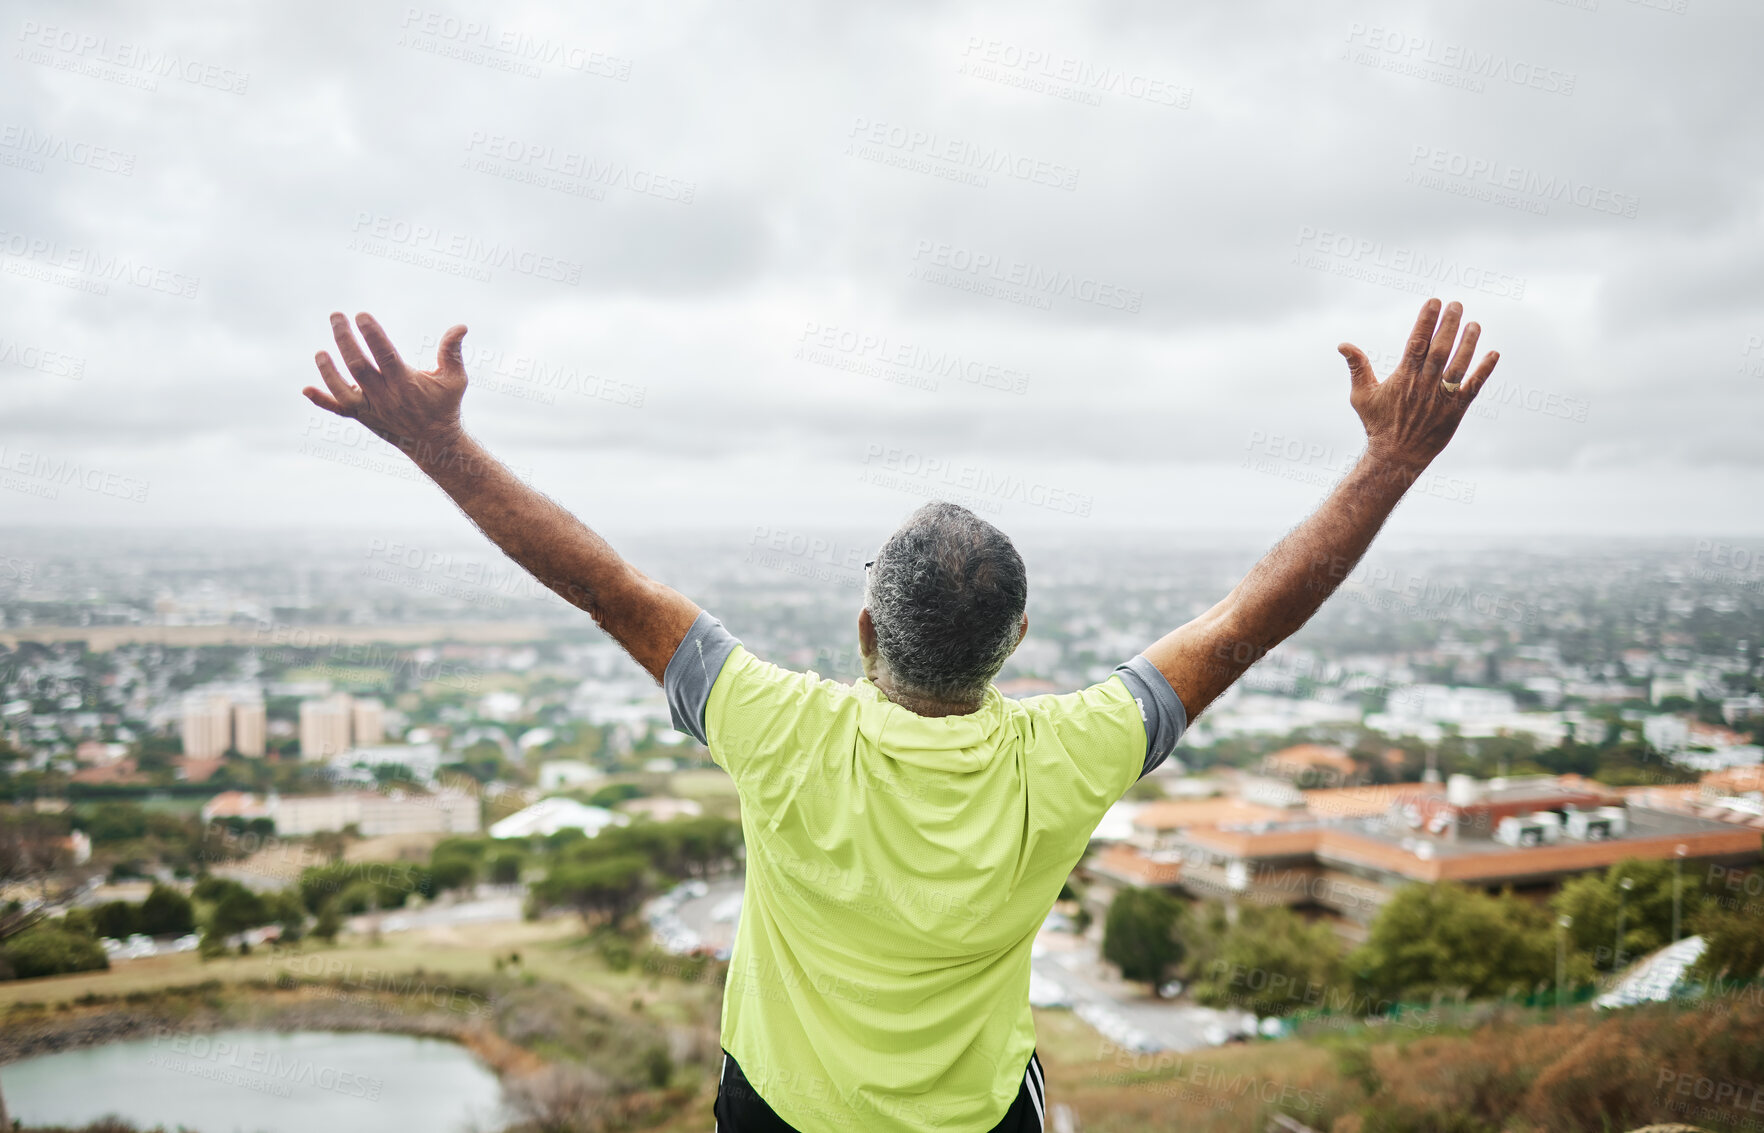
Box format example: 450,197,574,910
304,312,469,450
1338,298,1499,472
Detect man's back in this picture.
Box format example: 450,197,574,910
309,297,1497,1132
671,616,1183,1133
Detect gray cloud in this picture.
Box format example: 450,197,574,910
1,0,1761,539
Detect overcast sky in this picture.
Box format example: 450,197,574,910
3,0,1762,550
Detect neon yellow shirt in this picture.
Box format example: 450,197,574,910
701,644,1153,1132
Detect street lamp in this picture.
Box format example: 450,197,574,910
1672,844,1688,943
1556,913,1573,1012
1614,876,1635,971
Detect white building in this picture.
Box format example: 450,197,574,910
351,698,385,745
490,797,628,839
1644,714,1691,754
620,796,703,822
180,693,233,760
538,760,605,791
299,694,354,760
478,691,524,722
270,789,479,836
1722,695,1764,726
1651,674,1702,704
1366,684,1566,744
329,742,443,783
1673,745,1764,773
233,701,266,757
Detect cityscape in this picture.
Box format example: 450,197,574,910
5,0,1763,1129
2,526,1762,1130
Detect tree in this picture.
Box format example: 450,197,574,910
588,783,645,809
208,885,270,940
334,880,379,915
264,889,308,944
430,854,477,892
57,907,97,938
1189,904,1349,1017
138,884,196,937
534,856,649,928
1552,858,1698,971
1351,882,1566,1003
83,802,148,844
0,807,74,881
92,900,141,940
2,927,109,979
490,852,523,886
312,902,342,943
1690,889,1764,983
1102,887,1186,995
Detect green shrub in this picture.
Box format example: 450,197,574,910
2,927,110,979
138,884,196,937
92,900,140,940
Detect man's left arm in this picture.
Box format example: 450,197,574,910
305,311,699,681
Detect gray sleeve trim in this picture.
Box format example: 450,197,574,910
1113,655,1188,780
663,611,742,746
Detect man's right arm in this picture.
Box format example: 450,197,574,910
1141,298,1500,723
304,311,700,682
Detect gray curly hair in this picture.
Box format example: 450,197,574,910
865,501,1028,704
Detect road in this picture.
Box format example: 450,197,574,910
647,875,743,956
1031,938,1256,1053
350,891,524,935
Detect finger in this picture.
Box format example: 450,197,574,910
1444,322,1481,385
1400,298,1442,371
303,386,347,414
1338,343,1378,394
436,324,468,377
1460,351,1500,403
329,311,380,386
354,312,405,374
314,351,362,407
1425,301,1464,380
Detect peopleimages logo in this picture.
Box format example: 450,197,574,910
1407,145,1639,218
148,1030,384,1100
0,125,136,176
0,443,149,503
861,443,1094,517
397,7,632,80
15,21,251,94
846,116,1080,191
348,212,582,286
0,229,200,299
1293,225,1526,302
1343,23,1577,96
794,321,1030,395
909,239,1142,313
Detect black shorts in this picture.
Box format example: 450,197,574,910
713,1047,1048,1132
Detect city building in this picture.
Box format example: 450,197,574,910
351,697,385,746
1364,684,1569,744
1259,743,1360,788
1082,771,1763,936
179,693,233,760
489,797,628,839
232,700,266,757
202,789,479,836
327,742,443,784
538,760,605,791
1651,674,1702,704
620,796,703,822
298,693,354,760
